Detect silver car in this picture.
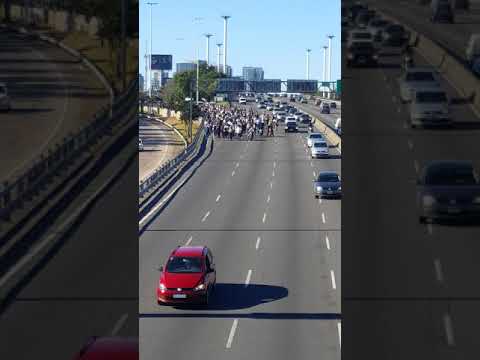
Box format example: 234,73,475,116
307,133,325,147
311,140,329,158
398,67,440,103
410,87,451,128
313,171,341,198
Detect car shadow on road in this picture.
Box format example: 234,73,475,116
170,283,288,311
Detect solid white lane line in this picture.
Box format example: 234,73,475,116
226,319,239,349
313,171,316,178
110,313,129,336
232,170,236,177
337,322,341,348
256,236,261,250
245,269,252,287
216,194,221,202
414,160,419,174
330,270,337,290
185,236,193,246
201,211,210,222
262,212,267,223
326,236,331,250
322,213,326,223
443,313,455,346
434,259,444,283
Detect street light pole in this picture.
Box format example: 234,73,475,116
196,48,200,104
306,48,311,80
147,2,158,98
204,33,213,65
221,15,231,75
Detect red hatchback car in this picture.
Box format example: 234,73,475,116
72,337,138,360
157,246,216,305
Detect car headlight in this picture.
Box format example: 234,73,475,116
472,196,480,204
194,283,206,291
373,54,379,60
422,195,436,207
316,186,322,192
158,283,166,291
338,186,342,191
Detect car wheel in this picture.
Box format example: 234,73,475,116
315,194,319,199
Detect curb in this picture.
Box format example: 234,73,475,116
148,114,188,148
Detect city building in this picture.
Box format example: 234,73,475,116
242,67,264,81
176,60,208,74
225,65,233,77
139,73,144,92
151,71,161,91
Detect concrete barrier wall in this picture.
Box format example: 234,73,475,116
417,35,447,68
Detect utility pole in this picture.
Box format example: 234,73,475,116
146,2,158,98
306,48,311,80
221,15,231,75
327,35,335,82
204,33,213,65
322,45,328,96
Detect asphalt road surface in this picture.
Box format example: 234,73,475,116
0,151,138,360
139,115,185,182
139,104,341,360
0,27,108,182
343,38,480,358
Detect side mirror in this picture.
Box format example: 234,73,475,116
158,266,163,272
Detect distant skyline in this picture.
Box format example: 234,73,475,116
139,0,340,82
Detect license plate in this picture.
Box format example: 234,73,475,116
447,207,460,214
327,191,333,194
173,294,187,299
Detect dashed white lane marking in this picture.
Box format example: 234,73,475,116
185,236,193,246
337,322,341,348
201,211,210,222
226,319,239,349
403,121,408,129
397,107,401,113
267,195,271,203
427,223,433,235
273,161,277,168
262,212,267,223
330,270,337,290
319,198,322,204
434,258,444,283
326,235,331,250
408,139,414,150
272,170,275,177
310,161,313,167
255,236,261,250
270,182,273,189
414,160,419,174
245,269,252,287
232,170,236,177
216,194,221,202
313,171,316,178
110,313,129,336
322,212,326,224
443,313,455,346
236,162,239,168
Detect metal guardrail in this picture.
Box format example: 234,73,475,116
0,79,138,222
138,114,206,201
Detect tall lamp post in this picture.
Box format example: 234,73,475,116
146,2,158,98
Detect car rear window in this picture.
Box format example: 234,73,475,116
425,166,477,185
310,134,323,139
166,257,202,273
406,72,435,82
416,91,447,103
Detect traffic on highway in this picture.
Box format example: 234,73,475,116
343,0,480,358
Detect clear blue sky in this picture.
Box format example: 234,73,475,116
139,0,340,81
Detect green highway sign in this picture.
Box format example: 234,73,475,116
336,79,342,94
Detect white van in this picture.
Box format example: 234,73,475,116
335,117,341,135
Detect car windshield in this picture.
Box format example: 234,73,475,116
416,91,447,103
314,142,327,148
166,257,202,273
318,174,340,182
310,134,323,139
387,25,403,33
425,167,477,186
406,72,435,82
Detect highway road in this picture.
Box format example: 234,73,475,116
343,35,480,358
139,103,341,359
0,147,138,359
0,27,108,182
139,114,185,182
366,0,480,62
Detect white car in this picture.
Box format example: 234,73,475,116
0,83,11,111
311,140,329,158
335,117,341,135
410,87,451,128
307,133,325,147
239,97,247,104
139,138,144,151
398,67,440,103
266,105,273,111
276,111,286,121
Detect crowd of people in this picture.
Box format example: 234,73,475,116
202,103,277,141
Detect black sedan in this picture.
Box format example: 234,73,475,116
313,172,342,199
